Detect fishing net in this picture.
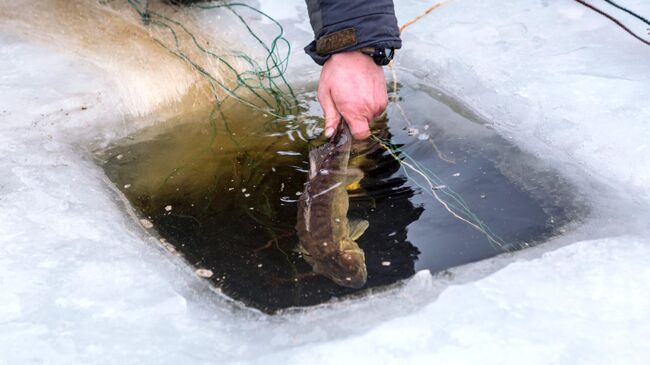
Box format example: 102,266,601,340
126,0,297,119
122,0,506,250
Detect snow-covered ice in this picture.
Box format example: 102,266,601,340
1,0,650,364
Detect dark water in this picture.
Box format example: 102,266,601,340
97,82,580,313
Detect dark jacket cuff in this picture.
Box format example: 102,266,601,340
304,7,401,65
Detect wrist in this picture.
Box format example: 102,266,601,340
327,48,394,67
327,51,382,68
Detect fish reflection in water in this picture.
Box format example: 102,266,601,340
296,123,369,288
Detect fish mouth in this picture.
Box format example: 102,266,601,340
322,247,368,288
330,269,367,289
320,263,368,289
302,251,369,288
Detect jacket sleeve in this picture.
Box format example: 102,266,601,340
304,0,402,65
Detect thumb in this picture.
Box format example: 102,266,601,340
319,90,341,138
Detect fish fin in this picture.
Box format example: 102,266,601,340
346,181,362,191
344,167,363,189
294,244,309,256
348,219,369,241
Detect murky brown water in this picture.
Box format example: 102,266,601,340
97,81,582,313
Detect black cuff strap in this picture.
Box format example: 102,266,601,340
359,47,395,66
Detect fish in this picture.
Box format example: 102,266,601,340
295,123,369,288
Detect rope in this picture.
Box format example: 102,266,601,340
390,0,455,165
399,0,452,33
574,0,650,46
603,0,650,26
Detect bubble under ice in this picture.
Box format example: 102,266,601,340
1,0,650,364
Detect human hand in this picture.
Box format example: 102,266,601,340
317,51,388,140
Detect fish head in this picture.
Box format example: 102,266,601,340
311,240,367,288
308,123,353,178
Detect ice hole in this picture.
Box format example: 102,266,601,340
96,81,584,313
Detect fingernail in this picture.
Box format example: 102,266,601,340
325,127,334,137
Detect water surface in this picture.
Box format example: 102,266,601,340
98,81,580,313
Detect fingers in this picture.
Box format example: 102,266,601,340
319,87,370,140
317,89,341,138
374,92,388,120
372,79,389,120
345,79,386,140
345,115,371,140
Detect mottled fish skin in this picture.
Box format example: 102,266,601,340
295,124,368,288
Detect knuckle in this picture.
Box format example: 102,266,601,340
350,118,369,131
326,114,340,122
376,93,388,108
379,98,388,111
